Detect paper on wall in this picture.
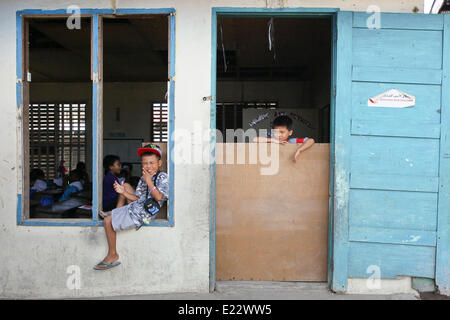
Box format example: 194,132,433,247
368,89,415,108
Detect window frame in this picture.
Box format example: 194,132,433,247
16,8,175,227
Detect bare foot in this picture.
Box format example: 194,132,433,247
95,253,119,269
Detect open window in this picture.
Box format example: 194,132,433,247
101,14,170,220
18,11,175,225
23,17,93,219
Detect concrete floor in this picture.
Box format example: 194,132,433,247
95,281,419,300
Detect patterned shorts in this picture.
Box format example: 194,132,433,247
111,205,136,231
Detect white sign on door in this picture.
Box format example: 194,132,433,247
368,89,415,108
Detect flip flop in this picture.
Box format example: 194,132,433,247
98,211,111,219
93,260,121,270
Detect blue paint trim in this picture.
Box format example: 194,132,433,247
169,13,176,78
21,221,104,227
18,220,172,227
116,8,175,15
17,218,172,227
436,14,450,296
17,194,22,224
212,7,339,16
16,12,22,80
92,14,100,222
348,242,436,279
164,13,176,228
92,14,99,78
327,12,338,288
209,9,218,293
15,14,24,224
166,80,175,227
352,66,443,85
16,82,21,110
147,219,173,227
351,119,441,139
16,12,22,109
210,5,338,292
18,9,112,15
18,8,175,15
350,173,439,193
331,11,353,293
16,9,175,227
353,11,444,31
349,226,437,247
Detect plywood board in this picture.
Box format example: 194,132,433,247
216,143,330,281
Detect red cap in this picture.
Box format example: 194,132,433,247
137,144,162,158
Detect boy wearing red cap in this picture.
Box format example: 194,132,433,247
94,144,169,270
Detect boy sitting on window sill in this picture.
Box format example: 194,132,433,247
94,144,169,270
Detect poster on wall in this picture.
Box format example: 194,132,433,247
368,89,415,108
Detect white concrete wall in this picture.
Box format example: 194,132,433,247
0,0,423,298
347,277,419,296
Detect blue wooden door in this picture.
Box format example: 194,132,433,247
332,12,450,294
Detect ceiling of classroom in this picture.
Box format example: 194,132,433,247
217,17,331,81
28,16,331,82
29,15,169,82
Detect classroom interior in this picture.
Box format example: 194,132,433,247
215,17,331,142
27,15,169,219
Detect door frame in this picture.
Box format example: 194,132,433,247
209,7,340,292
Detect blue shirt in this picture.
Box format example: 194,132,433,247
59,181,83,201
103,172,119,207
288,137,308,144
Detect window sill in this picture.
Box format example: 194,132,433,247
18,218,173,227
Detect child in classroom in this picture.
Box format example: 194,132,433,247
253,115,315,162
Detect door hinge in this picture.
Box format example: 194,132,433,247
203,95,214,101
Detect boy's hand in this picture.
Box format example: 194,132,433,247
113,181,125,194
142,168,156,187
293,149,302,162
293,138,315,162
273,139,287,145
